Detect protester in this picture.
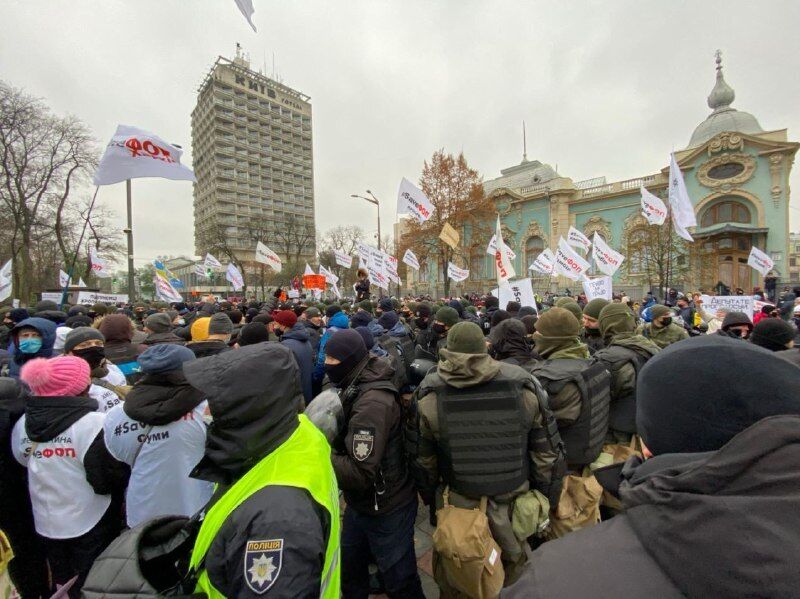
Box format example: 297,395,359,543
97,314,144,383
417,306,459,359
750,317,796,355
186,313,232,358
142,312,185,346
314,309,350,386
354,268,370,302
302,306,324,354
7,317,57,378
236,321,269,347
717,311,753,339
502,336,800,598
0,378,49,598
64,327,126,412
324,329,424,598
184,343,340,597
103,344,213,527
272,310,314,404
13,356,129,597
488,317,538,368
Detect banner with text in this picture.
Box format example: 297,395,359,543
402,248,419,270
397,177,434,223
491,277,538,312
582,276,613,301
447,262,469,282
334,249,353,269
255,241,282,272
555,237,591,281
529,248,555,275
591,233,625,277
700,295,755,319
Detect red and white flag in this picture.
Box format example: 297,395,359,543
397,178,434,223
255,242,282,273
402,249,419,270
555,237,590,281
641,186,668,225
495,215,516,288
747,246,774,276
93,125,196,186
591,233,625,277
567,226,592,252
89,247,112,278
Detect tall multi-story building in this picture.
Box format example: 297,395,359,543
192,46,315,267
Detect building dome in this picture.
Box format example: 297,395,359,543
686,53,763,148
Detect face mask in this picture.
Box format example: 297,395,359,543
325,362,351,386
415,317,428,330
431,323,446,336
18,338,43,354
73,346,106,369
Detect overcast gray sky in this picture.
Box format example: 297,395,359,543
2,0,799,266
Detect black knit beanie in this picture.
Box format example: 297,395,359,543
637,335,800,455
750,319,795,352
325,329,368,373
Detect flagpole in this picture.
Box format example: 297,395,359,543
59,185,101,309
125,179,136,303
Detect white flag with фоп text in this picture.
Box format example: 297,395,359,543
397,178,434,223
530,248,556,275
486,234,516,261
89,247,112,278
254,241,282,272
747,246,774,276
591,233,625,277
555,237,590,281
668,153,696,242
59,270,71,288
0,259,12,302
641,186,668,225
567,226,592,252
495,215,515,288
93,125,196,186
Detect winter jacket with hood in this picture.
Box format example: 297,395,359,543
141,330,186,346
186,339,231,359
332,355,416,515
103,370,212,527
184,343,327,598
98,315,145,382
303,319,323,354
502,415,800,599
11,392,130,539
314,310,349,382
280,322,314,403
488,318,538,369
8,317,56,378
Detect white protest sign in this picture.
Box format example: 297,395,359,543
41,292,65,304
93,124,196,186
591,233,625,277
319,265,339,285
491,278,538,312
447,262,469,282
0,259,13,302
194,264,208,278
367,246,389,289
334,250,353,269
700,295,754,319
530,248,555,275
397,177,434,223
385,254,401,284
255,242,282,272
76,292,129,305
747,246,774,277
641,186,668,225
567,226,592,252
555,237,591,281
402,249,420,270
356,242,370,270
59,270,71,288
582,276,613,301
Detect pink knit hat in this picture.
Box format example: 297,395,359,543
20,356,90,397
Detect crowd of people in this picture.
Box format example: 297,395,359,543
0,277,798,598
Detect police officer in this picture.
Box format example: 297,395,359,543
183,343,340,598
529,308,611,535
413,322,565,591
324,329,424,599
592,303,659,444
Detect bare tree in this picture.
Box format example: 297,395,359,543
0,81,97,303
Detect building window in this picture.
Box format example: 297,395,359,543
525,236,544,269
470,251,482,280
627,227,648,274
700,200,751,227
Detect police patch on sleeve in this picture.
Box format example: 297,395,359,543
352,427,375,461
244,539,283,594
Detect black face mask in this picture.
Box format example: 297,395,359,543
72,346,106,370
324,362,351,386
431,323,447,337
415,317,428,330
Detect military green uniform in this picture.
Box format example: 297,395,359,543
637,321,688,349
412,323,565,592
594,303,660,442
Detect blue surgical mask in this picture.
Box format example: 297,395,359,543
18,338,43,354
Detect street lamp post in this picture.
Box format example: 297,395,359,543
351,192,382,297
